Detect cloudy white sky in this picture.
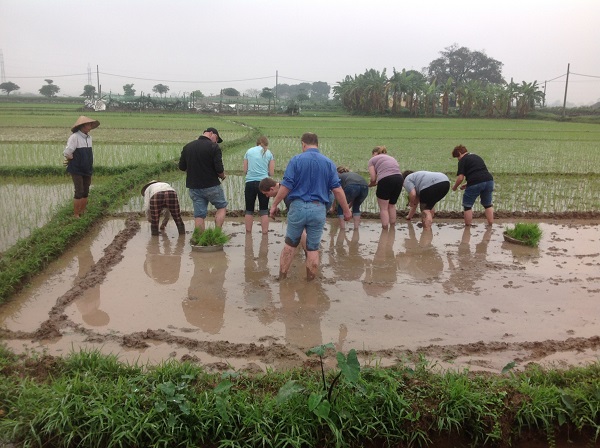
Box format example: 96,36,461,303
1,0,599,106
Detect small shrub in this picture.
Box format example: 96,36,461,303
190,227,229,246
504,222,542,247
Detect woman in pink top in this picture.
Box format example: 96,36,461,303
368,146,403,229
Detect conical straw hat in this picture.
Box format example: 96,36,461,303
141,180,160,196
71,116,100,133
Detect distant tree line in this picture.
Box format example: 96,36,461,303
333,44,545,118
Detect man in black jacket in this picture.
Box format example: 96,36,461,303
179,127,227,231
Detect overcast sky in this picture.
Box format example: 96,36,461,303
1,0,599,106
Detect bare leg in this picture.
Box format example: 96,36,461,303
305,250,319,280
73,199,79,217
279,244,296,279
215,207,226,228
338,216,346,230
463,209,473,226
244,214,253,233
484,207,494,226
353,214,361,228
260,214,269,234
80,197,88,215
422,210,433,229
388,204,397,225
194,217,206,232
377,198,390,228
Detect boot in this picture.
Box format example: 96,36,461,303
177,223,186,235
151,224,159,236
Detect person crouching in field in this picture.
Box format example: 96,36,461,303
401,171,450,229
141,180,186,236
451,144,494,226
335,166,369,230
63,115,99,218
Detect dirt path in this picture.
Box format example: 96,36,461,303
1,215,599,373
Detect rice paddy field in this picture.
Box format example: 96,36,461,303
1,103,599,253
2,103,600,447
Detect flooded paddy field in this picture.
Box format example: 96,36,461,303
1,216,598,374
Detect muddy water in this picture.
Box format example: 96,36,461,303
1,217,599,373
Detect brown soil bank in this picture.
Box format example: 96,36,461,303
0,215,599,374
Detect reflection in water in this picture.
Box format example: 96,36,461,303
74,247,109,326
244,233,275,324
328,226,365,282
443,226,493,294
144,234,185,284
501,240,540,263
396,224,444,281
183,251,228,334
363,227,397,296
278,280,330,350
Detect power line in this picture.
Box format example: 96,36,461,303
8,72,88,79
100,72,277,84
570,72,600,79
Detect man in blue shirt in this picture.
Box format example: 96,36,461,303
269,133,351,280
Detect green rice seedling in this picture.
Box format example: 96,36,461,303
0,179,73,252
504,222,543,247
190,226,229,246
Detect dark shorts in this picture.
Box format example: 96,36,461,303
71,174,92,199
245,180,269,215
419,181,450,210
376,174,403,205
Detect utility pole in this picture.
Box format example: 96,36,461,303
543,81,547,108
96,65,101,98
562,63,570,118
0,49,6,83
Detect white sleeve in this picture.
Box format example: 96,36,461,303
63,133,78,157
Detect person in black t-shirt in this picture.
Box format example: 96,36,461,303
179,127,227,231
451,144,494,226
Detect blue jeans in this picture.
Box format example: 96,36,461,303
189,185,228,218
338,184,369,217
285,200,326,251
462,180,494,210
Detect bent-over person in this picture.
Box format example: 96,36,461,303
141,180,186,236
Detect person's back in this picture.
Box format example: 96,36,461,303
458,153,493,186
404,171,449,194
179,135,224,189
368,153,401,180
283,149,338,204
244,145,273,182
339,171,368,188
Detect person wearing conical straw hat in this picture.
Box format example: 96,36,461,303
63,116,100,218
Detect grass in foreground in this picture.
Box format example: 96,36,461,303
0,345,599,447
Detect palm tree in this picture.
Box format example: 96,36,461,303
516,81,545,117
440,78,453,115
386,68,411,114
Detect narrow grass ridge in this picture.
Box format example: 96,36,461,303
0,347,598,447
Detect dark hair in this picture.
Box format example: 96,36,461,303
259,177,276,192
452,145,468,158
337,165,350,174
401,170,414,178
301,132,318,146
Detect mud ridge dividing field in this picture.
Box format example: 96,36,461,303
0,215,599,373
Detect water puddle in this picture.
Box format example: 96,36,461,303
1,217,599,373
